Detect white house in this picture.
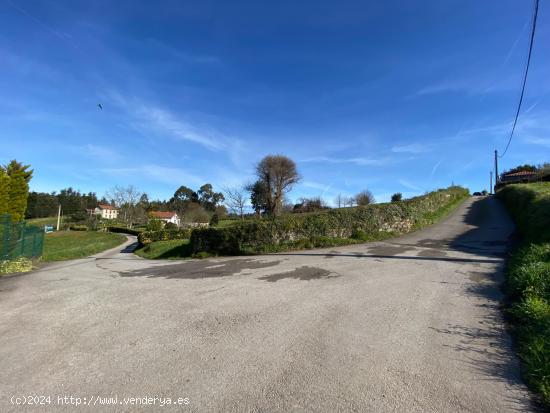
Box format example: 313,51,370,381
93,204,119,220
150,211,181,227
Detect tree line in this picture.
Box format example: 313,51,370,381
22,154,408,226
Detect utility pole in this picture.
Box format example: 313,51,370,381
490,171,493,195
494,150,499,185
56,204,61,231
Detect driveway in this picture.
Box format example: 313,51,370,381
0,197,535,411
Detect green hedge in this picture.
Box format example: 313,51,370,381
496,183,550,244
190,186,469,255
138,228,193,245
496,183,550,405
69,224,88,231
107,226,143,236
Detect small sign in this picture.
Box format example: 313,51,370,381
44,225,54,233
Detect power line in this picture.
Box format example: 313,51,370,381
499,0,539,158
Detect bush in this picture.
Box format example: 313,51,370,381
107,226,142,236
164,222,178,230
69,224,88,231
146,218,164,231
138,228,192,245
210,213,219,226
391,193,402,202
0,257,33,274
496,183,550,243
355,190,375,206
190,186,468,255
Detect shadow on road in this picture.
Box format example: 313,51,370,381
118,258,281,279
431,279,538,411
273,252,498,264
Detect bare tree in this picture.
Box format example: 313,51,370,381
223,185,248,220
343,195,356,208
105,185,143,228
334,193,344,208
255,155,300,216
355,190,375,206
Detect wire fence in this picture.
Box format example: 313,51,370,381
0,215,44,261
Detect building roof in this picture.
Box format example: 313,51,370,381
98,204,117,210
150,211,178,219
503,171,537,177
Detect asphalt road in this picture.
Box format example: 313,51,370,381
0,197,535,412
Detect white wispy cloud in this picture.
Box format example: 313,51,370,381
84,144,120,162
105,90,250,165
502,18,530,67
391,143,432,154
101,164,204,186
301,180,336,197
301,156,389,166
399,179,423,192
430,159,443,178
415,80,472,96
143,106,224,150
456,111,550,150
146,39,220,64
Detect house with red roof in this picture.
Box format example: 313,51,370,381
149,211,181,227
500,170,537,184
92,204,119,220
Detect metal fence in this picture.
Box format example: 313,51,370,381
0,215,44,260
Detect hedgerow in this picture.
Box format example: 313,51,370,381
107,226,143,236
190,186,469,255
497,183,550,406
138,228,193,245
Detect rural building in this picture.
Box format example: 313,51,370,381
150,211,181,226
91,204,119,220
500,170,537,184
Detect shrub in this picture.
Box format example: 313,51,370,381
190,186,468,255
146,218,164,231
391,193,402,202
0,257,33,274
138,228,192,245
355,190,375,206
69,224,88,231
107,226,142,236
165,222,178,230
210,213,219,226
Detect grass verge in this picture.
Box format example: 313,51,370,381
497,182,550,407
134,239,192,259
25,216,62,227
43,231,126,262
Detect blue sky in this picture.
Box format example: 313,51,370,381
1,0,549,204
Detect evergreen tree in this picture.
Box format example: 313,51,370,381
0,168,9,216
4,160,33,222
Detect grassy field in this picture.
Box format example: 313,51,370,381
215,219,242,228
134,239,192,259
43,231,126,262
26,216,62,227
497,182,550,407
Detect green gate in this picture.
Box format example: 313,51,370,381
0,215,44,260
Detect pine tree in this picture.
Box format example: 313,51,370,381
4,160,33,222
